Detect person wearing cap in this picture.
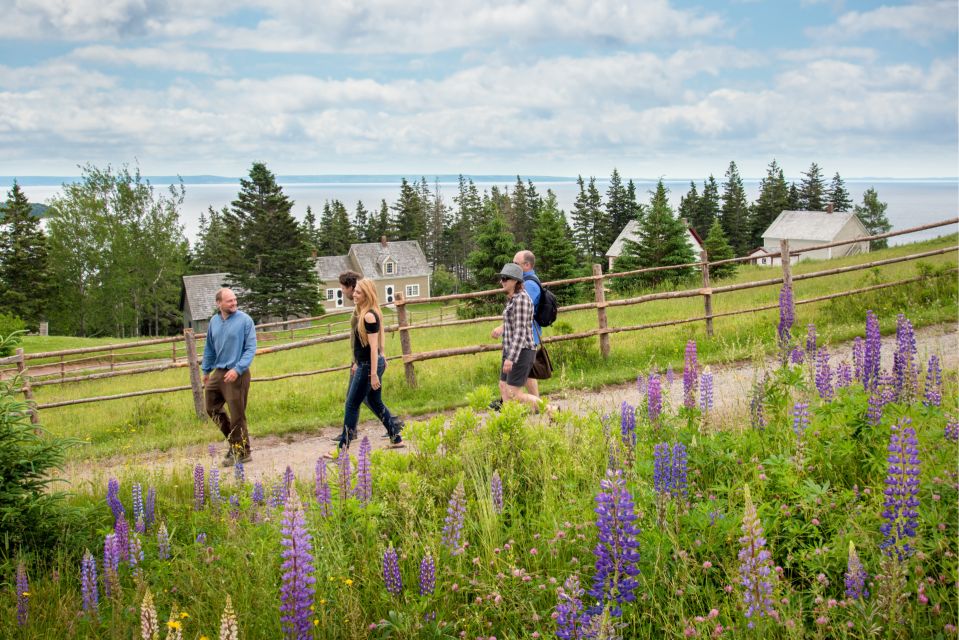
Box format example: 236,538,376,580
496,262,541,410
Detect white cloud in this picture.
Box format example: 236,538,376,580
70,45,225,73
812,0,958,43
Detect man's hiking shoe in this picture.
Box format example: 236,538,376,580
488,399,503,412
387,434,405,449
222,450,252,467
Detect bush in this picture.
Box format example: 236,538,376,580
0,313,25,357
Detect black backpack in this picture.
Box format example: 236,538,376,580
523,273,559,328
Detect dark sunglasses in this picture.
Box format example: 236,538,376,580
499,276,512,282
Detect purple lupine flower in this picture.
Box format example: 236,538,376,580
647,374,662,424
114,517,130,563
382,546,403,596
157,523,170,560
196,532,207,544
792,402,809,440
636,375,646,396
132,483,144,526
128,532,144,573
671,443,688,499
234,459,245,482
945,421,959,443
867,393,883,426
750,378,766,431
315,458,331,517
777,284,794,351
653,442,671,496
144,486,156,529
805,324,817,360
556,574,586,640
880,419,920,561
284,466,295,492
337,448,352,503
279,485,316,640
208,443,217,460
683,340,698,409
844,542,869,601
16,561,28,626
815,349,833,401
135,516,146,535
491,469,503,514
738,485,777,628
106,477,124,521
252,481,265,506
587,469,641,618
228,494,240,521
355,437,372,504
836,363,852,389
789,347,804,365
419,553,435,596
892,314,918,402
863,311,881,392
923,355,942,407
666,365,675,388
193,464,205,511
209,469,222,510
852,337,865,382
620,401,636,448
700,371,713,414
80,549,98,615
102,533,120,598
441,481,467,554
269,479,287,509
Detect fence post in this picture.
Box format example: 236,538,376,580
59,354,65,381
172,341,177,363
780,239,795,314
16,348,39,425
183,330,205,419
592,264,610,359
700,249,714,337
395,293,418,388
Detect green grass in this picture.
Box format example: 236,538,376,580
20,234,959,460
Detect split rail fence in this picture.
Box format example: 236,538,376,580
3,217,956,424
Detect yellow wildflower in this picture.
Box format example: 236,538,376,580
180,612,190,618
167,620,182,630
314,619,319,626
344,579,353,586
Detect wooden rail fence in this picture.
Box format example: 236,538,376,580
2,217,955,423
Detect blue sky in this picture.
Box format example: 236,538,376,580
0,0,956,179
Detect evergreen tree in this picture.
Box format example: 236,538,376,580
227,162,318,321
372,200,391,242
625,179,645,223
424,180,449,268
448,176,482,280
192,206,233,273
787,182,801,210
799,162,827,211
510,176,533,248
605,169,631,252
329,200,354,254
0,181,52,328
303,205,320,253
720,161,752,256
463,209,518,316
703,218,737,280
625,180,696,287
354,201,372,243
569,176,606,266
531,190,580,303
318,202,335,254
391,178,426,241
855,187,892,250
678,181,702,236
750,159,790,248
827,172,853,212
525,180,543,227
693,175,720,237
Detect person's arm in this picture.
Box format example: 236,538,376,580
234,316,257,375
366,312,381,390
201,320,216,383
503,300,522,366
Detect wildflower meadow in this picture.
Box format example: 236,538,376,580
1,301,957,639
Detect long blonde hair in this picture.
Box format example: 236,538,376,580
354,278,385,350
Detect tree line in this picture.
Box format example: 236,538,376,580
0,160,892,337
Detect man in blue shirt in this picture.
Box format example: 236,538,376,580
201,287,257,466
490,250,541,409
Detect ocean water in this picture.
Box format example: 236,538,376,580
14,177,958,246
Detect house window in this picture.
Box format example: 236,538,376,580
385,260,395,275
405,284,420,298
325,288,335,301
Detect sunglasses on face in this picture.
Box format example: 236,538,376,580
499,277,511,283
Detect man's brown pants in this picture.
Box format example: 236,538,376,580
205,369,252,453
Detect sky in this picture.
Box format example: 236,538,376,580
1,0,957,180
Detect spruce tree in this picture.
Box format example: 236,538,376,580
750,160,790,248
703,219,737,280
192,206,233,273
625,179,645,223
391,178,426,241
693,175,720,236
827,172,853,212
854,187,892,250
569,176,606,266
0,181,52,328
605,169,631,253
510,176,533,248
373,200,391,242
787,182,801,210
531,190,580,303
425,181,449,268
720,161,752,256
678,181,701,236
799,162,827,211
629,180,696,287
329,200,354,254
463,208,518,316
227,162,318,321
318,202,335,254
354,201,371,243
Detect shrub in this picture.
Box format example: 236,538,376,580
0,314,25,357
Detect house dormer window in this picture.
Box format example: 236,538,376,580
384,260,395,275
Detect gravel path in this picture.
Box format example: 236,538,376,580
56,323,957,487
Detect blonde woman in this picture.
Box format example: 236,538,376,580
328,277,404,456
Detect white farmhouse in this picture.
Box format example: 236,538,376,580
605,219,705,271
761,210,869,266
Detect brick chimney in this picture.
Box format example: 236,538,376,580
825,203,834,214
380,235,388,248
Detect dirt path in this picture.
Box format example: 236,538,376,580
56,323,957,488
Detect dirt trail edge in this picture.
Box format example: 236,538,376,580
56,323,957,487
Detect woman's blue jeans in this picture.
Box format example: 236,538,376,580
339,356,398,447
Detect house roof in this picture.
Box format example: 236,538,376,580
605,219,704,257
347,240,430,279
181,273,230,322
748,247,771,256
315,255,353,282
763,211,866,242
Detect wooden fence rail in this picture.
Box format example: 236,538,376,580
8,217,957,417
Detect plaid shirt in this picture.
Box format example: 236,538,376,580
502,289,535,363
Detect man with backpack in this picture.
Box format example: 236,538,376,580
490,250,558,409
